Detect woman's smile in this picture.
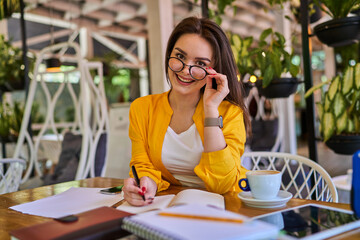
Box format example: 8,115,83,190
176,73,195,85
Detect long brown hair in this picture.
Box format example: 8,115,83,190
165,16,251,134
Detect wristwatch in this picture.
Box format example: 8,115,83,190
204,115,223,128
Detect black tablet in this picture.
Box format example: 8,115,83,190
253,204,360,240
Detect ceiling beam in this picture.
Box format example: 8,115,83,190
12,28,73,47
92,31,140,64
12,12,78,29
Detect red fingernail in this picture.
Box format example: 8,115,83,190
209,67,213,69
138,191,144,195
142,187,146,192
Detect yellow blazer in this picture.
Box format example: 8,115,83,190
128,91,247,194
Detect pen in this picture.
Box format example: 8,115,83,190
158,212,244,224
111,199,126,208
132,165,145,201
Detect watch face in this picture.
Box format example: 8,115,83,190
219,115,223,128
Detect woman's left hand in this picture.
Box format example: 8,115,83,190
203,68,229,114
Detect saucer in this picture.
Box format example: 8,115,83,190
238,190,292,209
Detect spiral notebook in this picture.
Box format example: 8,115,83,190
121,204,279,240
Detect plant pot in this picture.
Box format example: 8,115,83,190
314,16,360,47
255,77,300,99
325,134,360,155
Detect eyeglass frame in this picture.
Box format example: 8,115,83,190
167,57,209,81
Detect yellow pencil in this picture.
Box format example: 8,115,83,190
158,212,244,224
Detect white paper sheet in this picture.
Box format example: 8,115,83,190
10,187,123,218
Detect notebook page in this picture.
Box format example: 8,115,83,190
169,189,224,209
116,194,175,213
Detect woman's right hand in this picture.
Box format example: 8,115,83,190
123,176,157,206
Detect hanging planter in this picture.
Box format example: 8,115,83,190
325,134,360,155
255,77,300,99
314,16,360,47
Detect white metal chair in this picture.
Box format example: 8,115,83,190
241,152,338,202
0,158,26,194
12,42,109,184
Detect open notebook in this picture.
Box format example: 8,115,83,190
117,189,224,214
122,204,279,240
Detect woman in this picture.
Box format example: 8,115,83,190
123,16,251,206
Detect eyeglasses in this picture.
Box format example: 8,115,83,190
168,57,209,81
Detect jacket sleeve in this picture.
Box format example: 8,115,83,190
128,98,170,192
194,104,247,194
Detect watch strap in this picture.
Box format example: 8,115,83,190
204,116,223,128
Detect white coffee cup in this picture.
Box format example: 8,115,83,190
239,170,282,200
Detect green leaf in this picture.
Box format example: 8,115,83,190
215,15,222,25
262,66,274,88
231,46,239,62
333,92,346,118
305,80,331,98
316,102,324,122
243,37,253,48
289,63,299,77
347,117,355,132
324,93,332,112
260,28,273,42
270,52,282,78
336,108,348,134
231,35,241,50
274,32,286,46
342,66,354,95
328,76,340,100
323,112,335,142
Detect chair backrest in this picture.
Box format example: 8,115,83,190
12,42,109,183
241,152,338,202
0,158,26,194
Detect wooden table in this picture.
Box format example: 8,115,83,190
1,177,359,240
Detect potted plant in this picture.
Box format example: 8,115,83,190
230,29,301,98
305,63,360,155
0,34,26,92
313,0,360,47
252,28,301,98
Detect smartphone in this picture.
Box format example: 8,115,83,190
100,185,123,195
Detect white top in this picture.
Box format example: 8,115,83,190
162,124,205,188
